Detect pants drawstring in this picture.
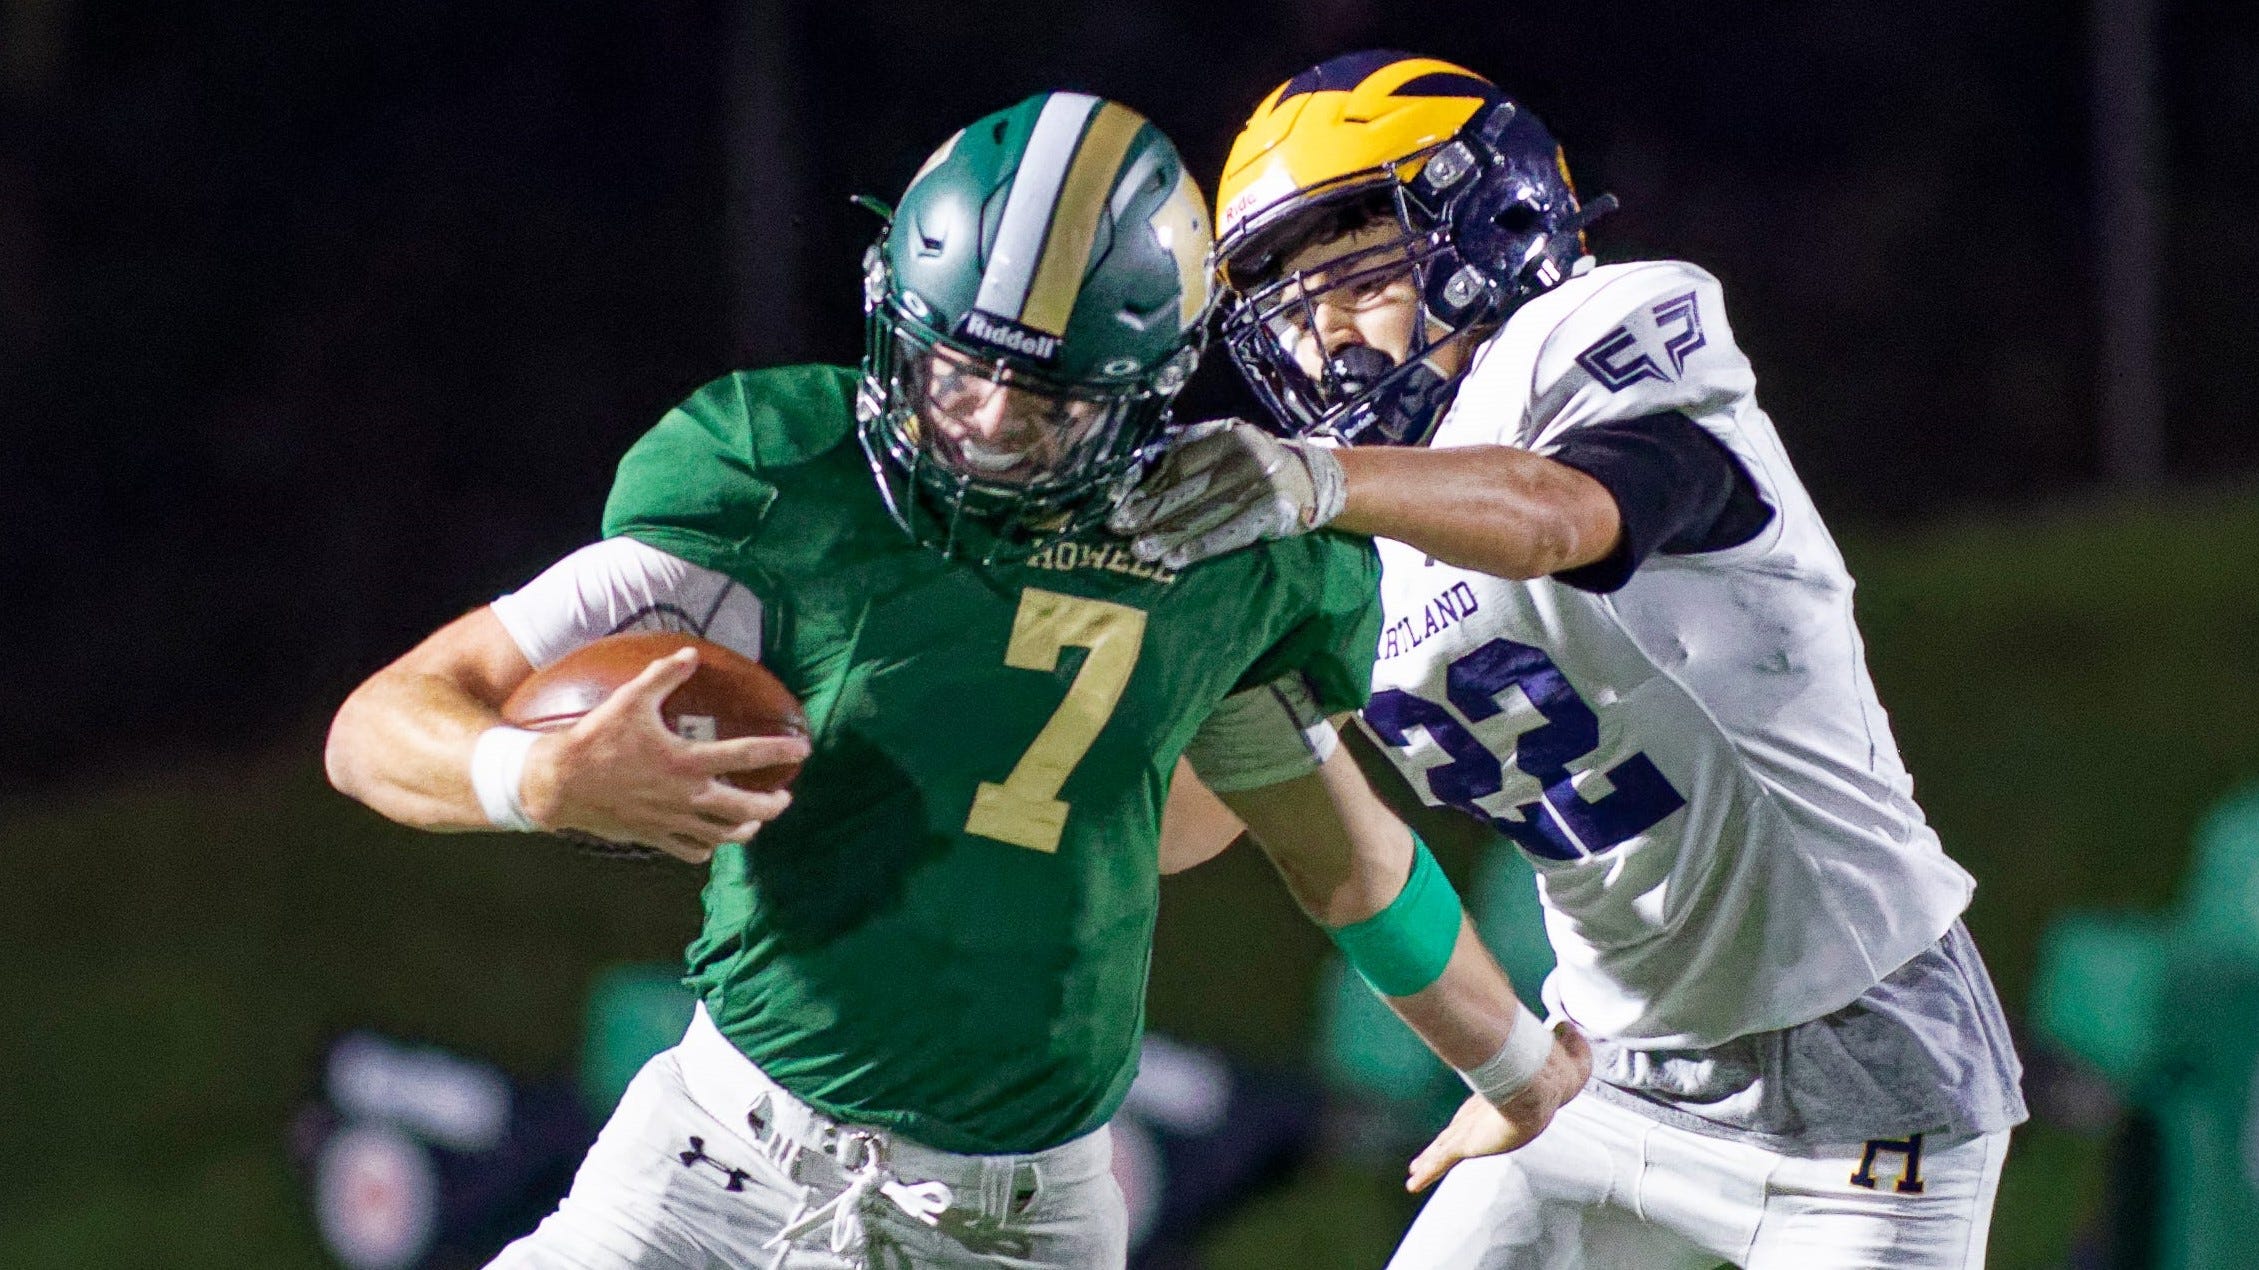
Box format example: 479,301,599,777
759,1130,954,1267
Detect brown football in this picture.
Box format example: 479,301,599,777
501,631,809,794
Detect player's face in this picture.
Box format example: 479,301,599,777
912,344,1107,487
1268,222,1472,382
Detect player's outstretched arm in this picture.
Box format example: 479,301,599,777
1217,747,1587,1155
1329,443,1621,580
324,607,806,861
1112,420,1618,578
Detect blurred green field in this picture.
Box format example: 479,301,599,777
5,487,2256,1268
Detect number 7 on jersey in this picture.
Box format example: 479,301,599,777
965,588,1149,852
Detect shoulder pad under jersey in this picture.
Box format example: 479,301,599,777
601,365,859,570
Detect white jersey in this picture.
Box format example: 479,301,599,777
1361,259,1973,1049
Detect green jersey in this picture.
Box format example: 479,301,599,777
601,364,1380,1153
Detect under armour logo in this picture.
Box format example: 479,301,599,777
679,1136,751,1193
1850,1134,1926,1195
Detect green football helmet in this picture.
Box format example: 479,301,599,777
857,92,1214,560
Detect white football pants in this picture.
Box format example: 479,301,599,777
488,1006,1127,1270
1389,1091,2008,1270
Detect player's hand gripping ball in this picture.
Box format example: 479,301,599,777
502,632,808,859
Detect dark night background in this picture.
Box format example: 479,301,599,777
5,2,2259,1267
4,0,2254,789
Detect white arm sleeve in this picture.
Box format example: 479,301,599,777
1182,673,1341,793
486,538,763,667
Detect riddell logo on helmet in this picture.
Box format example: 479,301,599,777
958,310,1062,363
1220,166,1298,237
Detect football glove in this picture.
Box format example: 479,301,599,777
1110,420,1347,569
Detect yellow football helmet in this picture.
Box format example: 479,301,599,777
1217,53,1495,266
1213,50,1612,446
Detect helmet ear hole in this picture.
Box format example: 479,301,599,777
1493,203,1542,235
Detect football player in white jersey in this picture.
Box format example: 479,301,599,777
1112,51,2027,1269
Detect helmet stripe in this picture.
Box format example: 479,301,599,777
1278,48,1417,99
974,93,1102,328
1390,71,1496,99
1018,102,1146,336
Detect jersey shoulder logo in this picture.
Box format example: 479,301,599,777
1573,288,1707,391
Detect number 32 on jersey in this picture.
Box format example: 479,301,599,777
965,588,1147,853
1364,636,1686,862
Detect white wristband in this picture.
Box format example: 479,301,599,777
470,726,543,832
1458,1001,1553,1105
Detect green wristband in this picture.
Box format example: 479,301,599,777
1326,834,1462,998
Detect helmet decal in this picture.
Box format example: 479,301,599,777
1017,103,1146,335
1276,47,1409,97
969,95,1101,327
1217,53,1493,247
1148,167,1211,328
970,94,1147,344
1274,50,1493,108
1389,70,1500,99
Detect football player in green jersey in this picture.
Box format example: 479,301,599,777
326,92,1586,1270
